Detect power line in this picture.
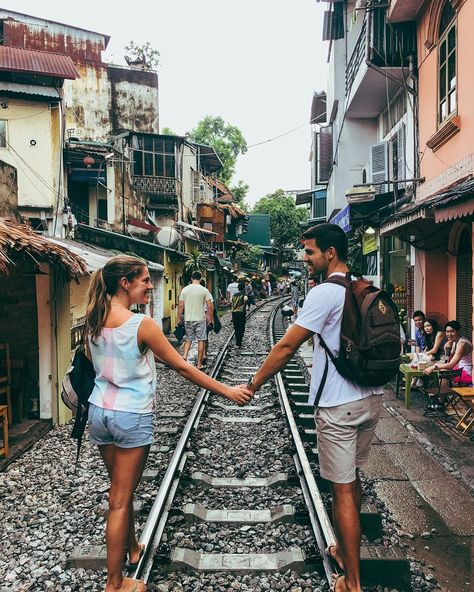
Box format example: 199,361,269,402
247,122,309,149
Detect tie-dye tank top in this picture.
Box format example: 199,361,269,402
88,314,156,413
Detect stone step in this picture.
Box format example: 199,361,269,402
182,503,295,524
301,428,317,443
169,547,307,573
151,445,171,454
207,413,277,424
294,413,315,429
156,426,179,434
156,411,187,418
286,383,309,391
211,401,276,412
190,471,288,488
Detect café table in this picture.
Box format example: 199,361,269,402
396,364,427,409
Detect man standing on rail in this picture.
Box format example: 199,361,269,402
246,223,383,592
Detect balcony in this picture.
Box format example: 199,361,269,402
387,0,421,23
345,12,416,118
133,175,181,210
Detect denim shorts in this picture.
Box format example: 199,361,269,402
88,403,154,448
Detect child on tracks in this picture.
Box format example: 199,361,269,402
84,255,253,592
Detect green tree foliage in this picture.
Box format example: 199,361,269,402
229,180,249,211
236,245,263,271
161,127,176,135
188,116,247,185
252,189,308,250
124,41,160,70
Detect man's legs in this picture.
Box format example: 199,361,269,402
182,339,192,361
197,339,205,368
330,473,362,591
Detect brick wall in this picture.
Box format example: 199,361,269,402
417,153,474,201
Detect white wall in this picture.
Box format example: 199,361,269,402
0,99,60,209
36,272,53,419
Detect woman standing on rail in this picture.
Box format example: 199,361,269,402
84,256,252,592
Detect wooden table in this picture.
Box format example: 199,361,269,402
451,387,474,433
397,363,433,409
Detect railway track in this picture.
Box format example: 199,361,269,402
69,299,412,591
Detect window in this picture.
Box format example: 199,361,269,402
438,1,456,125
132,135,176,177
0,120,7,148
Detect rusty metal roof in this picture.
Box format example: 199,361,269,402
0,46,79,79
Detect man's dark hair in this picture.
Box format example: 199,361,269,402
192,270,202,280
445,320,462,332
302,223,348,261
308,275,317,283
413,310,425,320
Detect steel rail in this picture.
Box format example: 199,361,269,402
268,302,338,586
132,297,281,582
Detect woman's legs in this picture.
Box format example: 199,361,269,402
98,444,150,591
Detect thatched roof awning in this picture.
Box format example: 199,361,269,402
0,219,88,281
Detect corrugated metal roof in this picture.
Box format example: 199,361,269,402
0,81,60,99
0,46,79,79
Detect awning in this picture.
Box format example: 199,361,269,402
176,220,218,236
381,176,474,233
47,238,164,273
0,82,61,100
0,46,79,79
295,190,313,206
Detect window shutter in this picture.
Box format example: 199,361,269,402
456,231,473,337
369,142,388,194
396,123,406,186
322,3,344,41
318,127,333,183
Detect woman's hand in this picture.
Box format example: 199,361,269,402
223,385,254,405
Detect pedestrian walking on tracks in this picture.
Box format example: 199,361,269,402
231,281,248,348
246,224,385,592
178,271,213,370
84,256,253,592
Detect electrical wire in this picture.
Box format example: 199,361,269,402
246,122,309,149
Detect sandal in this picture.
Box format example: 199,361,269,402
325,545,344,571
125,543,145,571
330,573,345,592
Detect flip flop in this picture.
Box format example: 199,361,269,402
125,544,145,571
330,573,345,592
326,545,344,571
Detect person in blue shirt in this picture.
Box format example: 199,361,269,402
413,310,426,352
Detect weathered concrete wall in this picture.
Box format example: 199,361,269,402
0,99,60,209
108,65,159,134
0,159,19,219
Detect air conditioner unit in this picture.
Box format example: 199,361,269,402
345,185,376,203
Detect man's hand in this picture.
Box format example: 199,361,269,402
223,385,254,405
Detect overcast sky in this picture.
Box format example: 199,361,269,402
6,0,328,206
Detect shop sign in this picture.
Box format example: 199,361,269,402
329,205,351,233
362,233,377,255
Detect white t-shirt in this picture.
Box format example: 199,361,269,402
295,272,383,407
179,284,213,322
227,282,239,299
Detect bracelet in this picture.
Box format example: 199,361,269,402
247,374,258,392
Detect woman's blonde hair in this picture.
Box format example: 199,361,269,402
85,255,147,342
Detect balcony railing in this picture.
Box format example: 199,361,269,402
345,12,416,99
133,175,181,196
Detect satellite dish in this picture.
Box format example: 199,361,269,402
156,226,180,248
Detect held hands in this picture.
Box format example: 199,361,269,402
224,384,254,405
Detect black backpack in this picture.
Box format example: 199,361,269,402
314,273,401,405
61,340,95,466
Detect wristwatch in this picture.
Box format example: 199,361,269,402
247,374,258,392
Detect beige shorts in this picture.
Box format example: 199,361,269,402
314,395,383,484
